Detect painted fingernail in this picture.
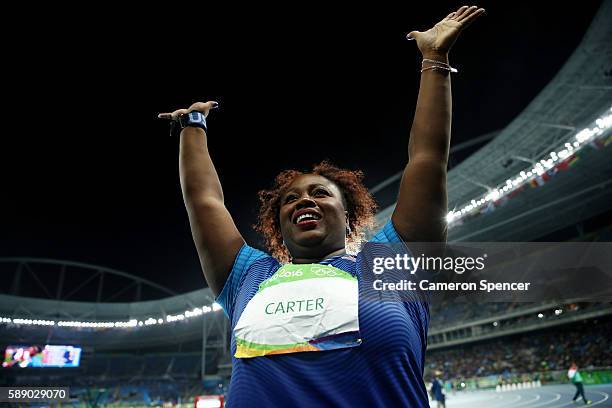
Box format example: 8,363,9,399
212,102,219,108
406,34,414,40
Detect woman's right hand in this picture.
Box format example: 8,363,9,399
158,101,219,121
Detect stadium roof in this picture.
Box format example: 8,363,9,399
376,0,612,241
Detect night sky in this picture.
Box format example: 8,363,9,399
1,2,603,295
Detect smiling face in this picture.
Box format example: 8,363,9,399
279,174,348,260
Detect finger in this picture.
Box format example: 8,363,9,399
158,102,219,120
406,30,420,41
443,11,456,21
187,101,220,113
174,108,190,118
160,108,189,120
462,8,485,25
199,101,219,111
189,101,220,119
453,5,470,19
458,8,485,27
456,5,479,22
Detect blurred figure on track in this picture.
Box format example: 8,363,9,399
568,362,592,405
431,371,446,408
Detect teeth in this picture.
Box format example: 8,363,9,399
297,213,319,223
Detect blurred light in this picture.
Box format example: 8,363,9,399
0,301,222,330
446,212,456,223
196,398,222,408
538,313,544,319
493,321,498,327
445,106,612,225
554,309,563,316
12,318,55,326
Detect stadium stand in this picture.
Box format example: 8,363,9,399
426,314,612,380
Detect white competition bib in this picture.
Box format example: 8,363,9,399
234,263,361,358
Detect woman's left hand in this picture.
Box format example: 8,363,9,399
407,5,485,59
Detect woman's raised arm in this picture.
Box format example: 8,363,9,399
392,5,485,243
159,102,245,296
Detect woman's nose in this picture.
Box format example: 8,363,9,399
295,196,317,209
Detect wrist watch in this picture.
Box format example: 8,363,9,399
178,111,207,132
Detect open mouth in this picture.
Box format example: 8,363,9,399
293,210,322,225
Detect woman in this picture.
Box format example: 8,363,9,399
160,5,484,407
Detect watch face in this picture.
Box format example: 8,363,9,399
188,112,203,122
179,111,207,130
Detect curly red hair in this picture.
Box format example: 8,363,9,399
254,160,378,263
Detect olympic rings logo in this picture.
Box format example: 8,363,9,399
309,266,341,277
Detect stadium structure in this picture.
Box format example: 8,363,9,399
1,1,611,407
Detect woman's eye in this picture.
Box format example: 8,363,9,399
285,195,297,203
314,189,329,196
